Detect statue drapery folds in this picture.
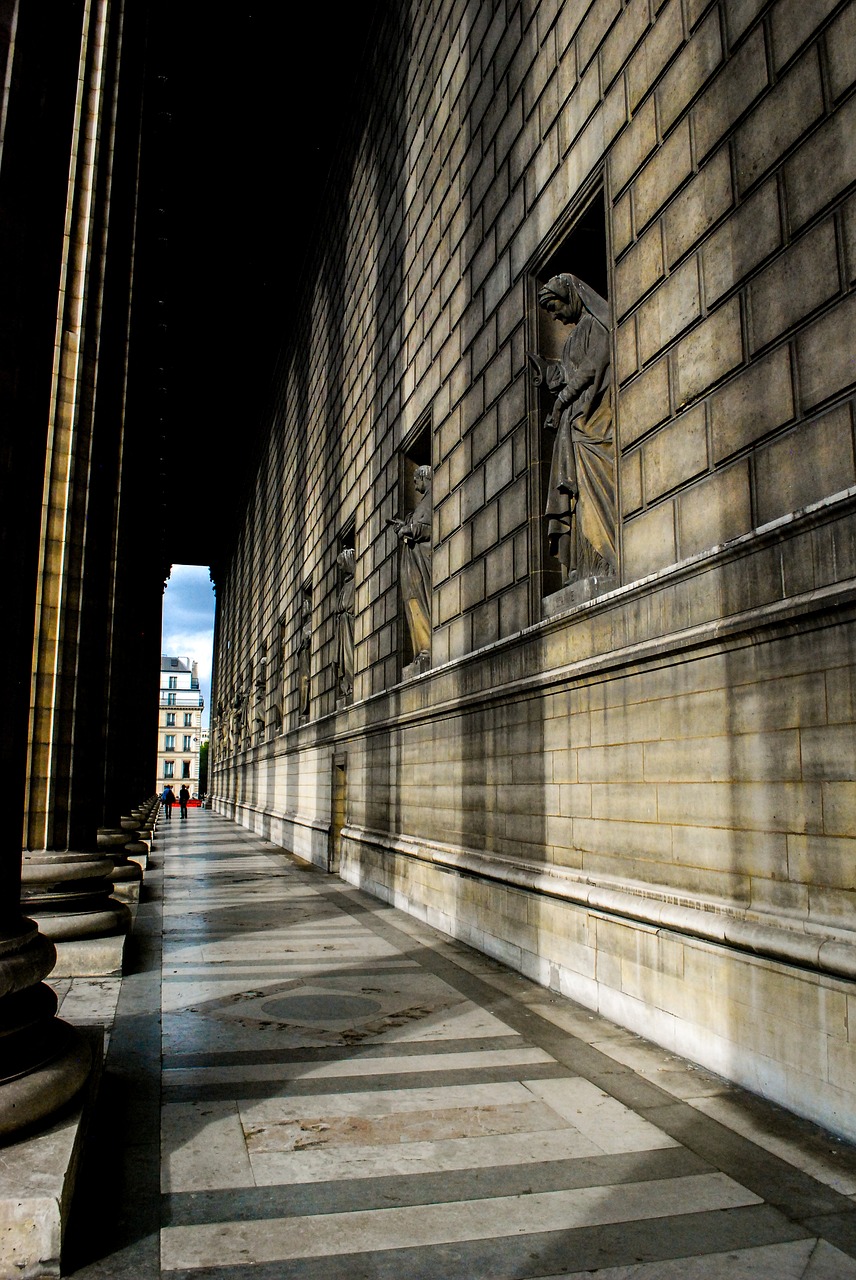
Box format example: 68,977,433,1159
335,548,355,704
530,273,617,588
389,465,432,667
298,591,311,719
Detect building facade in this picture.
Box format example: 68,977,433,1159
210,0,856,1140
156,656,204,794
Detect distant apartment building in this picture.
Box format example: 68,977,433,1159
156,656,204,794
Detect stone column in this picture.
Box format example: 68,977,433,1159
21,0,154,975
0,0,102,1138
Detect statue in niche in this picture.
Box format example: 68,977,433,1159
277,619,288,720
388,465,432,669
297,594,312,719
530,273,617,589
214,702,227,755
334,548,355,705
231,681,248,750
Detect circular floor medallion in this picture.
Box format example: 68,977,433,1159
259,992,383,1023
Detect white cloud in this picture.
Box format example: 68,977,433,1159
161,628,214,684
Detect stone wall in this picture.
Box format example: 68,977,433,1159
211,0,856,1137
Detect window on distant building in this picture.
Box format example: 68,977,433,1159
166,712,176,726
165,734,175,750
164,760,174,778
183,712,192,726
182,760,191,778
183,734,191,750
168,676,178,689
168,692,176,705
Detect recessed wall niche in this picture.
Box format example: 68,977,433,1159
297,578,312,723
335,524,355,709
530,189,617,611
394,417,432,678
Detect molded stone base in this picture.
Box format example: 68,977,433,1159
49,934,126,978
338,831,856,1144
401,650,431,680
0,1028,102,1279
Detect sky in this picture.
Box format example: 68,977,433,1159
161,564,216,728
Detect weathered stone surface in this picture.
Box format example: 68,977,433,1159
664,144,732,268
796,292,856,411
0,1030,101,1279
784,91,856,232
702,178,781,306
637,256,702,364
771,0,839,72
633,119,693,231
626,0,682,111
748,220,839,354
621,498,676,578
677,459,751,557
694,25,768,160
617,356,670,446
614,224,664,317
656,7,722,134
710,345,795,462
642,403,708,500
754,406,856,525
735,48,825,194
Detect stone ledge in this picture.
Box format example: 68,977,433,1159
344,824,856,982
0,1027,102,1280
214,487,856,762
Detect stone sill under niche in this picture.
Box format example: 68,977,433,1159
344,823,856,984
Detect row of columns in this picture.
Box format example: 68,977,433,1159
0,0,166,1138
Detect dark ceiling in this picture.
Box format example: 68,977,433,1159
146,4,378,568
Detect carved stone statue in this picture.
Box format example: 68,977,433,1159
335,548,355,704
297,593,311,719
231,682,248,750
389,465,432,666
530,273,616,587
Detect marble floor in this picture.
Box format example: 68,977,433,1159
61,810,856,1278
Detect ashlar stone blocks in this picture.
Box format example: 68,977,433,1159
211,0,856,1142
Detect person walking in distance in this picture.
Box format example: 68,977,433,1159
161,783,176,821
178,783,190,821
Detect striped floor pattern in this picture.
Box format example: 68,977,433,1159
63,811,856,1278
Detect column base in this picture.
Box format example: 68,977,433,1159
0,1027,102,1276
0,1017,92,1140
96,830,143,904
21,851,131,978
48,935,127,978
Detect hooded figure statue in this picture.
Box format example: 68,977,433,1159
532,272,616,584
335,547,355,702
392,464,432,664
